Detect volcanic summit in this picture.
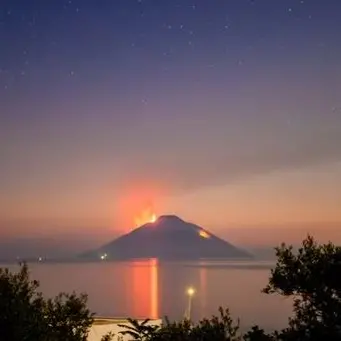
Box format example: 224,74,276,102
81,215,252,260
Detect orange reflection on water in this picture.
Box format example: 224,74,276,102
199,263,207,318
150,258,158,319
131,258,159,319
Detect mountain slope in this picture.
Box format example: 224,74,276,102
81,215,252,260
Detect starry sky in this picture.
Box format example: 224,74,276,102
1,0,341,249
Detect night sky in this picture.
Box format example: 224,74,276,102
1,0,341,245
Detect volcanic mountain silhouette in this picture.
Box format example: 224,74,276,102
81,215,252,260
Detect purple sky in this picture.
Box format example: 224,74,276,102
1,0,341,255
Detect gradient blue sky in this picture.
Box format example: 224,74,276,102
1,0,341,250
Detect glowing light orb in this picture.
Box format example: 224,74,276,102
199,230,210,239
187,287,195,296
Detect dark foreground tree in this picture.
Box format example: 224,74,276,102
118,307,274,341
0,263,93,341
118,317,160,340
263,235,341,340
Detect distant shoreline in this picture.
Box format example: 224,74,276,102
0,258,275,269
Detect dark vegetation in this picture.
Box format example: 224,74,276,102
1,235,341,340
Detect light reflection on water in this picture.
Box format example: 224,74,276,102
2,260,291,331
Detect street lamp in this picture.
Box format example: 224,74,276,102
185,287,195,321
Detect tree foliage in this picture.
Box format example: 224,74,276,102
117,307,273,341
0,263,93,341
118,318,160,340
263,235,341,340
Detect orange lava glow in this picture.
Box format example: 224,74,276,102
134,207,157,227
199,230,210,239
115,180,166,231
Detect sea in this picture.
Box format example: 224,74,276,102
3,260,293,332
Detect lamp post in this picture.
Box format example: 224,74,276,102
185,287,195,321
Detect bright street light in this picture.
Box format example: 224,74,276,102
185,286,195,321
187,287,195,297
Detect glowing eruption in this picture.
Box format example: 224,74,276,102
150,214,157,223
134,207,157,227
199,230,210,239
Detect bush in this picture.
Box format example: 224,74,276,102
263,235,341,340
118,307,274,341
0,263,93,341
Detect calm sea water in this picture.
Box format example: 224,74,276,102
4,260,292,331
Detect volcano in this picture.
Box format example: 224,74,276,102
81,215,252,260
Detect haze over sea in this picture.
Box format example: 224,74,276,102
3,260,292,332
